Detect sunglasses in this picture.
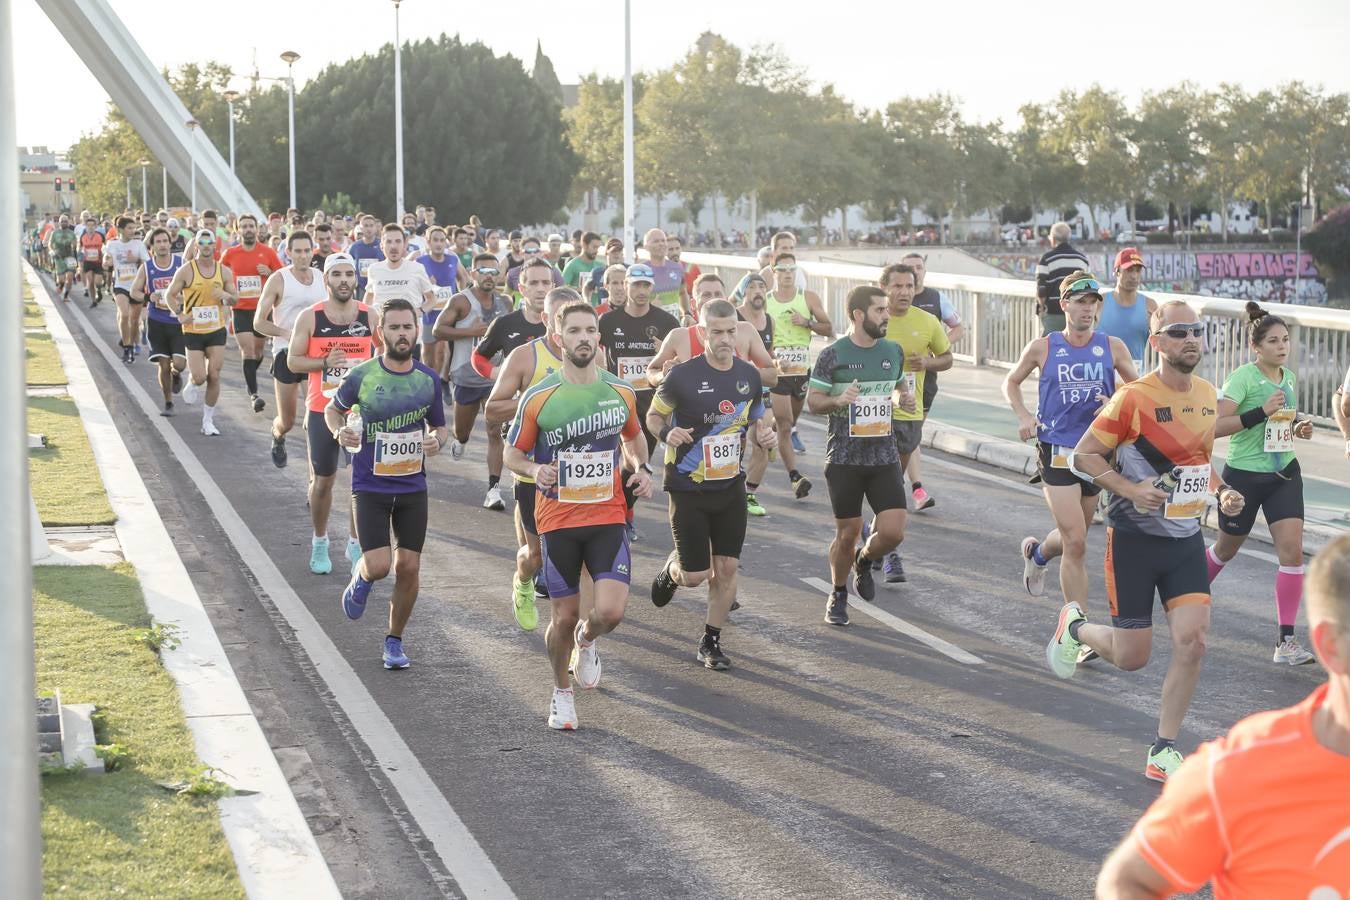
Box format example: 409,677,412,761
523,247,541,254
197,238,215,246
773,264,796,272
1063,276,1100,294
474,267,499,275
1154,323,1205,339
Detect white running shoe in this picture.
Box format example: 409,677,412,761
201,420,221,436
1273,637,1316,666
180,378,201,405
449,438,465,460
548,687,578,730
1021,536,1047,597
483,484,505,511
571,621,602,689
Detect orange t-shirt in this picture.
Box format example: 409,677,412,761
1131,684,1350,898
220,242,283,311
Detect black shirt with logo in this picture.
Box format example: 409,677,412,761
652,355,764,492
477,308,546,363
598,306,679,394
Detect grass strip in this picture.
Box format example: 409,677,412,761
28,396,115,526
35,564,245,899
26,331,67,385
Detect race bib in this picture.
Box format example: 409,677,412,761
321,363,351,398
1164,464,1210,520
83,247,100,261
774,345,809,376
152,277,173,309
1263,408,1296,453
116,263,138,283
358,258,374,276
1049,445,1072,470
236,274,263,299
1131,359,1144,374
617,356,653,389
64,256,77,268
192,306,221,328
372,431,423,477
557,450,614,503
430,287,455,311
848,394,893,437
701,431,742,480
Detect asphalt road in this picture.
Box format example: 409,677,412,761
48,279,1323,899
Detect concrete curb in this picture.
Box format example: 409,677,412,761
27,264,340,899
918,420,1338,556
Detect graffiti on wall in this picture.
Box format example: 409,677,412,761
1196,278,1327,304
983,254,1040,278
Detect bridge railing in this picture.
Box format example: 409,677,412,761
683,251,1350,425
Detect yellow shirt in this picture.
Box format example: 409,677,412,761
884,306,949,421
181,260,227,335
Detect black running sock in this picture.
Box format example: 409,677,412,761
242,357,262,395
1151,736,1175,755
789,469,802,482
1067,619,1085,641
488,474,500,488
1279,624,1294,642
704,623,721,639
911,481,923,492
745,481,759,492
386,633,401,642
833,584,846,595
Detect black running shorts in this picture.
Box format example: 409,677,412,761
1218,461,1304,537
147,318,185,362
271,349,303,385
184,328,227,352
668,482,748,573
353,489,428,554
540,523,630,598
1036,441,1103,496
1104,527,1209,629
306,409,348,477
823,462,906,520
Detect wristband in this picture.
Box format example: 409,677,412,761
1239,407,1270,429
639,463,653,475
658,424,673,442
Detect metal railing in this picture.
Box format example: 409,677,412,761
684,251,1350,425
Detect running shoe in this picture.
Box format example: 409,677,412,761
171,370,183,394
121,345,132,364
883,551,907,583
791,474,812,499
730,599,741,611
548,687,578,730
180,378,200,405
346,539,362,573
512,576,539,631
160,402,174,418
860,522,882,570
1145,745,1184,783
851,548,876,601
1076,645,1100,665
449,438,465,460
790,429,806,454
250,393,265,413
913,486,935,510
342,568,372,620
1021,536,1047,597
1273,638,1316,666
824,590,849,626
745,493,766,517
201,421,221,437
309,537,332,575
697,633,731,670
651,550,679,608
571,621,602,689
382,636,410,670
1045,602,1085,680
483,484,506,511
533,570,549,600
626,521,642,543
270,432,288,468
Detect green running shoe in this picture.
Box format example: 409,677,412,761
1145,744,1184,783
1045,601,1085,679
745,493,767,517
512,576,539,631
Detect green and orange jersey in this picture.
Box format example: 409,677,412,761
1129,684,1350,898
1085,371,1218,538
507,369,641,534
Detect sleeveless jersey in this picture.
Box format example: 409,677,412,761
270,267,326,357
513,337,565,486
1097,290,1150,366
145,254,183,325
766,290,812,376
181,260,227,335
1038,331,1116,447
738,309,774,354
305,303,374,412
449,290,512,390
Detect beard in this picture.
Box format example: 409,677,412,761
1164,352,1198,374
330,285,354,303
386,339,414,362
862,317,887,339
564,345,595,367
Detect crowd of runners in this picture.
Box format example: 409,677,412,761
25,207,1349,789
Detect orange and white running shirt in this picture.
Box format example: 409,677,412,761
1130,684,1350,898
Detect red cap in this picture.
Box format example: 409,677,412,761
1114,247,1144,271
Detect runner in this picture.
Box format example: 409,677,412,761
364,224,436,335
348,215,384,299
288,253,375,575
561,231,604,291
668,234,700,294
1098,247,1156,374
1095,533,1350,897
1208,302,1317,665
416,226,466,378
130,226,186,415
647,272,780,517
47,215,78,300
78,216,106,304
164,230,238,436
1046,300,1245,783
806,286,913,625
543,233,564,269
254,230,326,467
734,273,779,517
452,226,475,272
598,263,680,541
875,262,954,581
646,299,771,669
1003,272,1136,622
641,228,689,319
506,236,563,304
586,241,626,306
220,213,284,413
505,301,654,729
767,251,833,498
102,216,150,363
329,297,447,670
432,251,518,511
591,263,626,315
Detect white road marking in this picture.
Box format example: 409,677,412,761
61,298,516,899
801,577,984,665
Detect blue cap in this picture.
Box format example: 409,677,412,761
626,263,655,283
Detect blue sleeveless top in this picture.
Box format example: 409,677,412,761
145,254,183,325
1038,331,1115,446
1097,290,1150,362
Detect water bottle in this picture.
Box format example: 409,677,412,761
345,405,363,446
1134,466,1180,514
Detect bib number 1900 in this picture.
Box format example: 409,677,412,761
373,431,424,477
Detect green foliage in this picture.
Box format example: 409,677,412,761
136,622,182,655
95,743,131,772
318,192,360,218
1304,206,1350,275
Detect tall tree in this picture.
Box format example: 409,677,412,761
1009,102,1080,223
1049,86,1133,234
1134,84,1203,233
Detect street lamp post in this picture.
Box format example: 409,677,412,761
139,158,149,212
392,1,404,218
125,174,131,210
622,0,634,263
162,166,168,211
185,118,199,210
280,51,300,210
222,89,240,174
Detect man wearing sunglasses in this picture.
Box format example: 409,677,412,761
1047,300,1244,783
1004,272,1138,627
164,229,239,436
506,236,563,304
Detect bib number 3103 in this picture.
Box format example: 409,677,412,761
373,431,424,477
557,450,614,503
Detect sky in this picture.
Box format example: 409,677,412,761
14,0,1350,151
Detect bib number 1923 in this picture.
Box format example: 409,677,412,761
557,450,614,503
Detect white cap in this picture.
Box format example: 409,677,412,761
324,252,356,273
